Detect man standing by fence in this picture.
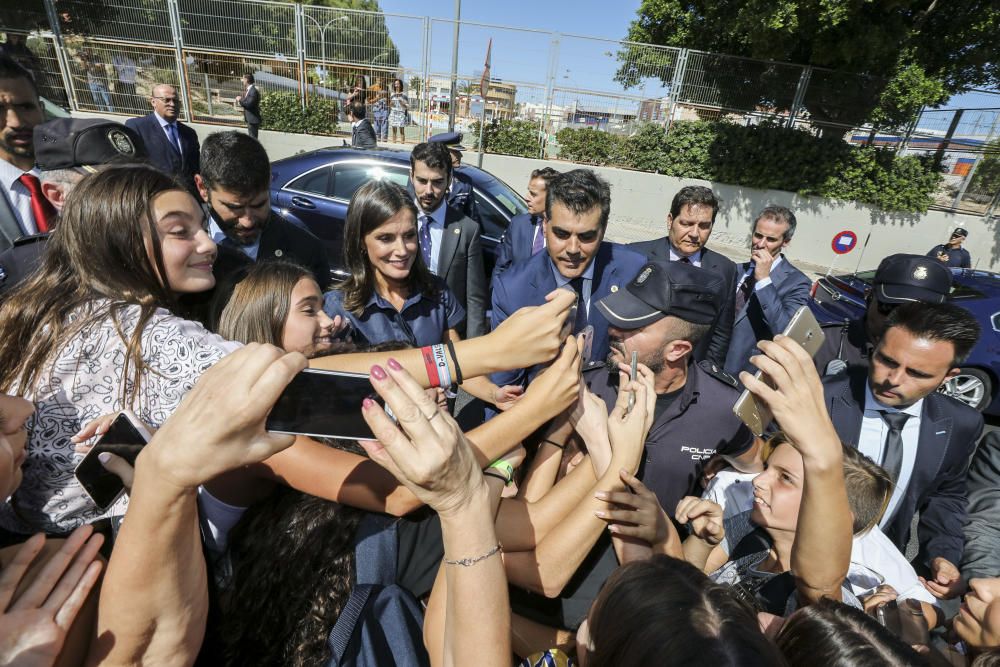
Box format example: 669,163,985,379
235,73,261,139
126,83,200,191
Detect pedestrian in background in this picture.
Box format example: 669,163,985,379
235,73,261,139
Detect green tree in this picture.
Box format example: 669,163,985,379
969,137,1000,201
616,0,999,128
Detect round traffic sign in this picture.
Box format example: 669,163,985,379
831,231,858,255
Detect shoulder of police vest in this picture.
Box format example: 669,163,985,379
697,359,739,389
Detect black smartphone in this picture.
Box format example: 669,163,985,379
74,411,152,511
266,368,382,440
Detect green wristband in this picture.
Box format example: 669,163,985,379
488,460,514,486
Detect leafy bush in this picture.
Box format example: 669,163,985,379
470,119,542,158
261,92,339,135
552,120,942,212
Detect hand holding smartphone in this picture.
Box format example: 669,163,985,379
732,306,826,435
265,368,384,440
74,411,152,511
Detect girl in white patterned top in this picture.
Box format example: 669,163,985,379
0,164,240,534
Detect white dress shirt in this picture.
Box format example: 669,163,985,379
859,383,924,526
417,199,447,274
208,212,260,260
0,158,41,235
549,255,596,318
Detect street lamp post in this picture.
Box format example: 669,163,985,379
302,13,350,85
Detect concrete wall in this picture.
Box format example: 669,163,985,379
75,110,998,273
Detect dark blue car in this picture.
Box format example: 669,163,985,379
810,268,1000,415
269,146,528,279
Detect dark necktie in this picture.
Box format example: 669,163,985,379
419,215,433,271
166,122,181,153
18,173,55,234
679,256,691,264
735,273,755,313
878,411,910,483
568,276,588,332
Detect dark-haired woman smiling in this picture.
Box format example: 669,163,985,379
324,179,522,411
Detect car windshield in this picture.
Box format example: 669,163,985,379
474,174,528,217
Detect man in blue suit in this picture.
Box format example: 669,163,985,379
724,205,813,375
125,84,200,190
490,169,646,389
823,302,982,600
492,166,560,280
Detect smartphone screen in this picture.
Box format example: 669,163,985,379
75,413,150,511
265,369,382,440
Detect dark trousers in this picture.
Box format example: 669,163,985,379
247,123,259,138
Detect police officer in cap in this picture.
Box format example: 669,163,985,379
813,253,952,376
510,260,760,631
0,117,146,295
428,131,478,220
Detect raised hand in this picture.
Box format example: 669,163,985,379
360,359,485,519
523,335,583,416
491,289,577,369
141,343,308,490
675,496,725,546
607,376,651,473
0,525,103,667
595,470,671,550
493,385,525,411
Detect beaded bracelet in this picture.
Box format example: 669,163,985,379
444,542,502,567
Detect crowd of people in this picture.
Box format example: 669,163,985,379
1,54,999,667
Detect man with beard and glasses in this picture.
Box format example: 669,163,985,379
823,301,982,601
0,56,49,251
195,131,329,289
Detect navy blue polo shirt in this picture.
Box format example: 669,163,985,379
323,277,466,348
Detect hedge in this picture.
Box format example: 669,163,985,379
548,121,941,213
470,119,542,158
260,91,339,135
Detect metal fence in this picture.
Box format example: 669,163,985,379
2,0,998,216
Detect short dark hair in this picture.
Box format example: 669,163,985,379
199,131,270,196
349,100,366,120
776,598,923,666
669,185,719,222
884,301,981,367
243,73,254,84
409,141,452,181
545,169,611,229
0,56,38,97
529,166,559,185
754,205,797,240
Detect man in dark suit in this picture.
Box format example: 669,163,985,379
195,131,329,288
492,166,559,280
235,73,261,138
428,132,478,221
125,83,200,190
491,169,647,389
724,205,813,375
349,101,377,149
628,186,737,367
410,141,486,337
823,301,983,600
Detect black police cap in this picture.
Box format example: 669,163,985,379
872,253,951,305
34,118,147,173
596,261,721,330
428,131,465,151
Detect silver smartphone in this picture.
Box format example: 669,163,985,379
732,306,826,436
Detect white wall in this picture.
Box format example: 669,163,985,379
74,111,997,273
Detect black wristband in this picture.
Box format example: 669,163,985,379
446,338,464,385
483,469,508,484
541,439,566,450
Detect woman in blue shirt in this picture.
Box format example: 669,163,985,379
324,179,522,410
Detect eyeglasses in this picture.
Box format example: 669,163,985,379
152,96,180,104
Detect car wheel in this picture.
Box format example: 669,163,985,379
938,367,992,412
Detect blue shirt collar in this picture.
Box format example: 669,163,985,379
364,288,430,313
548,253,596,287
416,198,447,228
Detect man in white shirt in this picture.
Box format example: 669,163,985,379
823,301,983,600
724,205,812,375
0,56,50,250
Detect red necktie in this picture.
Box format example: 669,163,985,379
18,173,56,234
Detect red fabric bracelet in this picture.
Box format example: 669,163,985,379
421,346,440,387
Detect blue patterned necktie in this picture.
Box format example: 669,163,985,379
419,215,433,271
531,217,545,255
166,122,181,153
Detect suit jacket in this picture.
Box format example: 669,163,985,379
723,257,813,375
962,430,1000,580
0,189,22,254
490,242,647,389
259,214,332,289
823,368,983,567
435,205,487,338
351,119,378,149
628,237,738,366
124,113,200,188
238,84,261,125
492,212,542,280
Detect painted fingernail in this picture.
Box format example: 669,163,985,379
387,358,402,371
362,397,375,409
370,365,387,380
98,452,111,464
594,510,606,518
